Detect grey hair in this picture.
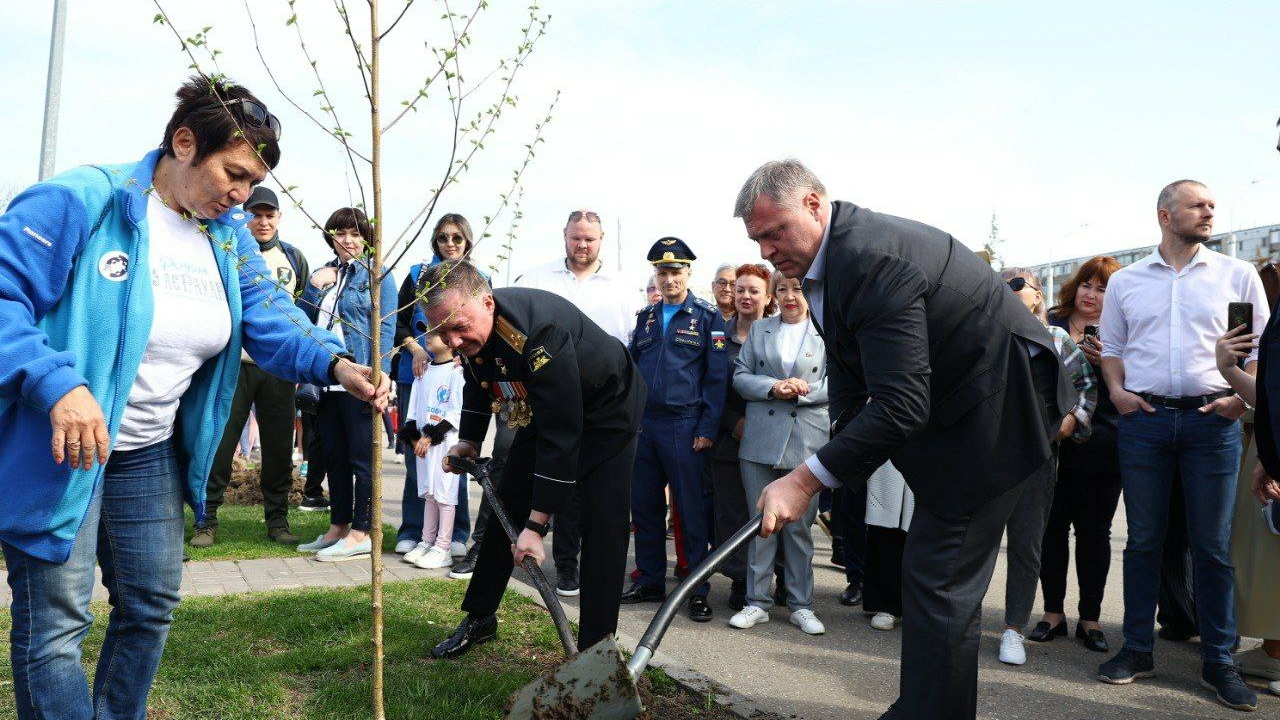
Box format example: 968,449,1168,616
1000,266,1047,323
417,260,489,312
733,159,828,219
1157,179,1207,212
714,263,736,277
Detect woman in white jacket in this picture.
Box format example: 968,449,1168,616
863,461,914,630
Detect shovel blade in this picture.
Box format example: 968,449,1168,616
506,637,642,720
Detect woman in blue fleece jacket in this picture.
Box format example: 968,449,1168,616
0,76,389,720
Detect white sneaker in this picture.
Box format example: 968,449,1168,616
1268,679,1279,697
1236,647,1280,680
414,546,453,569
450,541,468,558
392,454,404,465
394,538,418,554
789,609,825,635
999,629,1027,666
870,612,900,631
728,605,770,629
403,541,432,564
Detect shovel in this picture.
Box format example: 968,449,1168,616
506,511,764,720
445,454,578,658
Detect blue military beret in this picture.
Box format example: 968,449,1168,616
647,236,697,268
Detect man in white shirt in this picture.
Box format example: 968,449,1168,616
1097,179,1264,711
513,209,639,595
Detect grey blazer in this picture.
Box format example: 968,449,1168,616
733,316,830,469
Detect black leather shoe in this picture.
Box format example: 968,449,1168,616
1028,620,1068,642
1077,623,1110,653
688,595,713,622
431,614,497,659
619,583,664,604
839,583,863,607
728,580,747,611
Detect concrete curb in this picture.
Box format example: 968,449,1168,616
503,575,788,720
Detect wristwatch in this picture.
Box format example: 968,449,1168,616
1237,394,1255,412
524,519,550,537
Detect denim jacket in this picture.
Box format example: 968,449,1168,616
300,258,396,373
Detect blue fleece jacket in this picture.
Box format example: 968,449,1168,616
0,150,346,563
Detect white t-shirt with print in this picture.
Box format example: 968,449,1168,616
407,360,464,504
116,196,233,451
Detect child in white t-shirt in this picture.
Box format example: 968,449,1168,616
397,334,465,569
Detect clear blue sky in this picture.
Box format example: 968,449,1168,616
3,1,1279,292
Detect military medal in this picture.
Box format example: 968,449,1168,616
491,381,533,428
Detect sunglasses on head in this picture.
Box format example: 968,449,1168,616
435,232,466,246
222,97,282,141
1006,276,1033,292
568,210,601,223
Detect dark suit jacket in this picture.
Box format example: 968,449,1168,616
1253,306,1280,478
814,201,1075,519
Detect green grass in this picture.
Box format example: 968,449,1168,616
0,579,737,719
184,505,397,562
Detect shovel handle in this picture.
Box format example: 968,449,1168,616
627,512,764,678
446,455,579,657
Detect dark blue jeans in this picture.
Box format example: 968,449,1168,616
395,382,469,545
3,439,185,720
1117,407,1241,664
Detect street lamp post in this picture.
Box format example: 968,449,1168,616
38,0,69,181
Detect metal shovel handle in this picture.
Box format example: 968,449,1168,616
446,455,578,657
626,512,764,678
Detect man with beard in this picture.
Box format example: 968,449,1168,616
513,209,637,596
1097,179,1265,711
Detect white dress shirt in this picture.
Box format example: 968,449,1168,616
514,258,638,344
1100,244,1269,396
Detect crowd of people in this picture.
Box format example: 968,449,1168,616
2,73,1279,720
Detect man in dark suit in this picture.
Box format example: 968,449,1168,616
737,159,1075,720
418,261,646,659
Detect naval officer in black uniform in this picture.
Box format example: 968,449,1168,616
419,260,646,659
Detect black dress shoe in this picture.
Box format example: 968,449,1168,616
1077,623,1110,653
619,583,664,604
688,595,713,622
728,580,747,611
431,614,497,659
1028,620,1068,642
839,583,863,607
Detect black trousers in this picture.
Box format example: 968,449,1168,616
468,421,517,549
551,494,583,580
461,427,638,650
863,525,907,616
890,471,1032,720
708,455,748,582
315,391,374,531
831,483,868,586
202,363,297,530
1157,471,1198,635
1039,466,1122,621
301,412,327,499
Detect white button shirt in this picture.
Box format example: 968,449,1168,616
1100,245,1269,396
513,258,640,344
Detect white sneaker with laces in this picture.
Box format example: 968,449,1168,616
394,539,418,554
789,609,825,635
403,541,432,564
999,629,1027,666
414,546,453,569
728,605,770,629
870,612,900,631
450,541,468,558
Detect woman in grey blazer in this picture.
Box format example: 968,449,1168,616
729,275,830,635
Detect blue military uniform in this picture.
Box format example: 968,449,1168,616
627,238,727,603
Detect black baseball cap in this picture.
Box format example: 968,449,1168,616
245,186,280,210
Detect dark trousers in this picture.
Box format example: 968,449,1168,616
863,525,907,616
891,472,1032,720
301,412,327,499
202,363,297,530
1157,472,1198,636
1039,466,1122,621
551,495,582,579
708,455,748,582
461,428,638,649
832,483,868,586
316,391,374,532
469,421,517,549
632,413,714,596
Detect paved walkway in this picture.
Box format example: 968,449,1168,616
3,447,1274,720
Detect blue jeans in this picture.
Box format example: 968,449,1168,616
1117,408,1240,664
3,439,185,720
396,382,469,545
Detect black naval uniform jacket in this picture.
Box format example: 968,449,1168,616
457,288,645,515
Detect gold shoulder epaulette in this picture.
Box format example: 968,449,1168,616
494,315,526,353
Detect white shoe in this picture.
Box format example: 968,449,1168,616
392,454,404,465
870,612,900,631
450,541,468,558
414,546,453,569
728,605,770,629
403,541,432,564
315,537,372,562
394,539,418,554
297,534,340,553
1268,679,1279,697
999,629,1027,666
789,609,825,635
1236,647,1280,680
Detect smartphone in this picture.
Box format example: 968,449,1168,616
1083,324,1100,340
1228,302,1254,334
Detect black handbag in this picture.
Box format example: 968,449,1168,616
296,383,324,414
